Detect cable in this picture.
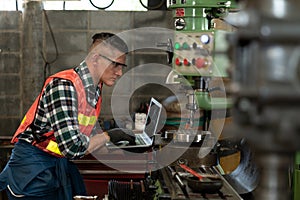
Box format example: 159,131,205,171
41,9,59,81
15,0,18,11
89,0,114,10
139,0,166,10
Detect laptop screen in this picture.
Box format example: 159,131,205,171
143,98,162,138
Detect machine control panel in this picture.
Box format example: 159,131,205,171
173,30,230,77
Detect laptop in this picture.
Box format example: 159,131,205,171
107,97,162,152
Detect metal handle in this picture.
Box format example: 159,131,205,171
179,163,203,181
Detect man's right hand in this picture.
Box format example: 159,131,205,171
106,128,136,145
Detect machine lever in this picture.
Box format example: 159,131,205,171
167,166,190,199
179,163,203,181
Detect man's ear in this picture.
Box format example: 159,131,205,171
91,53,99,64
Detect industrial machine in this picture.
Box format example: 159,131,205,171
167,0,234,119
77,1,258,198
161,0,300,199
165,0,235,150
151,0,253,199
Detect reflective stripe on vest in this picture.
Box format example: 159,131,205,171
11,69,102,157
78,114,98,126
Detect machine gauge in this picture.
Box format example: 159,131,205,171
174,18,186,30
200,34,210,44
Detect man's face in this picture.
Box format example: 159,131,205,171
97,48,127,87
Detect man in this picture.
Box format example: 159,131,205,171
0,32,135,199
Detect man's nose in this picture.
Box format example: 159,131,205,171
115,66,123,76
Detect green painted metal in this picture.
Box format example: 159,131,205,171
195,91,232,110
170,0,237,31
172,7,208,31
169,0,236,110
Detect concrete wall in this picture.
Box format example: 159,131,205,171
0,11,23,136
0,3,176,135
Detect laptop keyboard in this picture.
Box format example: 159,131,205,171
135,134,147,145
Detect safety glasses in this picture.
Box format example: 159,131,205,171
98,54,127,68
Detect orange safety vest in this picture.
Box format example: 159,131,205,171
11,69,102,157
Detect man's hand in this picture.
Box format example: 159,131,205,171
106,128,136,145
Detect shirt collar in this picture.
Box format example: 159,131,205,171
75,61,94,89
75,61,101,107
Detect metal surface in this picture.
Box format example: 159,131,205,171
226,0,300,199
160,166,242,200
157,144,218,168
178,163,224,194
223,141,260,194
168,166,190,198
172,130,203,143
186,177,223,194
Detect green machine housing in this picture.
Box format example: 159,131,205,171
168,0,237,110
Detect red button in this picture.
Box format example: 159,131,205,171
195,58,206,68
183,58,190,66
175,58,181,66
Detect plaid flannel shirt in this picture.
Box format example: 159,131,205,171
18,61,102,159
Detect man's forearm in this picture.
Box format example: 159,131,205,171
86,132,110,154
